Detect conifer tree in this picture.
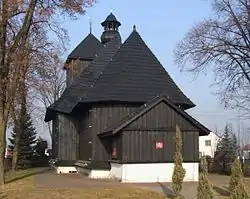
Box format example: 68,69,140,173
9,110,37,169
172,124,186,197
213,124,238,174
197,156,214,199
230,133,239,159
229,158,248,198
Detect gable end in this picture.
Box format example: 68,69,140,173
100,96,210,137
124,100,199,132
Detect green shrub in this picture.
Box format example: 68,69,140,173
229,158,249,198
172,125,186,196
197,156,214,199
199,155,213,173
229,179,249,199
229,158,244,192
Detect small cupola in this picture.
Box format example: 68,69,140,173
101,12,122,45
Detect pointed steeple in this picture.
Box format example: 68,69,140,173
100,12,122,45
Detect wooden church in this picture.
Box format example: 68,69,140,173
45,12,211,183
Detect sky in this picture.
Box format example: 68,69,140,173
36,0,250,146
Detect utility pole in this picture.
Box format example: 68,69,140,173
237,110,241,143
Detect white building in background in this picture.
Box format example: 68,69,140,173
199,131,220,158
242,144,250,159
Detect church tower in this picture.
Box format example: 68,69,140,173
100,12,122,45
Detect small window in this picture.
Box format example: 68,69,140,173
205,140,211,146
108,23,114,30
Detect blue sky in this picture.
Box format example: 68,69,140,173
37,0,250,144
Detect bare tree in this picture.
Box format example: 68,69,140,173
0,0,96,185
30,52,66,138
174,0,250,118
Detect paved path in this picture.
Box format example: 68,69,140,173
138,182,197,199
35,169,249,199
35,169,198,198
138,174,245,199
35,170,128,189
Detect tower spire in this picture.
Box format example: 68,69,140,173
100,12,121,44
89,16,92,34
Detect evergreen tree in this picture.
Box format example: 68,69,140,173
9,110,37,169
172,124,186,197
197,156,214,199
213,124,238,174
230,133,239,159
229,158,249,199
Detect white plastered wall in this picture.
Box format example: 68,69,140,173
110,162,198,183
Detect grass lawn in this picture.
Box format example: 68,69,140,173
1,168,166,199
211,175,250,199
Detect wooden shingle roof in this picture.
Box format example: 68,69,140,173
45,29,195,121
80,29,195,109
67,33,103,61
44,36,121,121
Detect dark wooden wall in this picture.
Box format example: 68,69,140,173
52,114,59,159
113,101,200,163
57,114,79,160
119,130,199,163
91,104,140,161
125,101,199,132
79,110,92,161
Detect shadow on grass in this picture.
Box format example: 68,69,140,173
158,183,185,199
212,185,230,197
5,167,53,184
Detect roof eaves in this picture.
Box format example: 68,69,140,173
161,97,211,135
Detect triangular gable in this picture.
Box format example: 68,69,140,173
100,96,210,136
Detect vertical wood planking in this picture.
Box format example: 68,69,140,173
121,130,198,163
58,114,79,160
52,114,59,158
125,101,198,131
79,110,93,161
91,104,140,161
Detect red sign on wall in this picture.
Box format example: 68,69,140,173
112,148,117,156
156,141,164,149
